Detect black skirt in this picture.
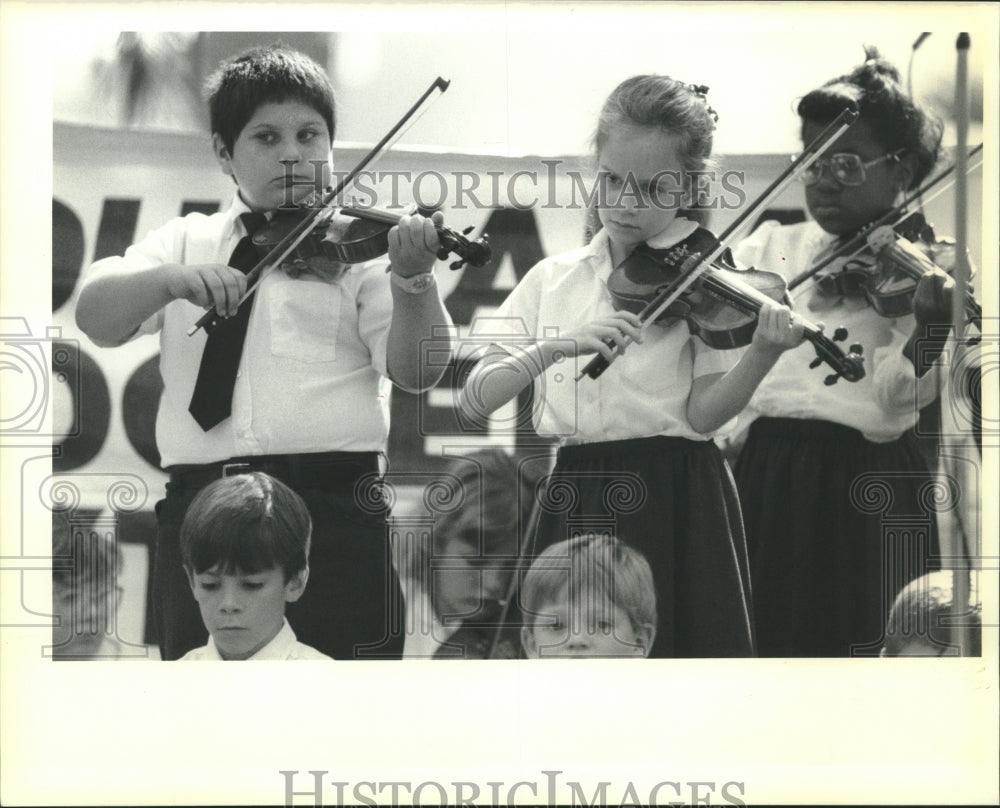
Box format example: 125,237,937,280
735,417,941,657
534,435,755,658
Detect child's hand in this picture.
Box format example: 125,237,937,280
751,300,805,356
903,268,955,376
166,264,248,318
563,311,644,361
388,212,443,278
912,268,955,330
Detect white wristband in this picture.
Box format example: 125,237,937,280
389,270,436,294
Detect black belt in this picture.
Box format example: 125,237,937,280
166,451,382,491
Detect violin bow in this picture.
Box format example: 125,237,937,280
485,477,545,659
187,77,451,336
787,142,985,292
577,105,860,381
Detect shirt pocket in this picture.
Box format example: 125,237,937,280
267,277,342,363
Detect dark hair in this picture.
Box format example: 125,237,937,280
883,571,982,656
595,75,718,173
180,472,312,581
204,44,336,156
797,45,943,188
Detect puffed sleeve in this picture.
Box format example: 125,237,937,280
80,217,187,337
869,315,944,413
476,260,545,351
731,220,782,278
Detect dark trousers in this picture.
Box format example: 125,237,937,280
152,453,404,661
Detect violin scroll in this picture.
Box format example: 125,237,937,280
434,221,492,270
250,204,492,276
806,331,865,385
595,240,867,384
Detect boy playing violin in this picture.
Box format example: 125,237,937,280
76,44,454,660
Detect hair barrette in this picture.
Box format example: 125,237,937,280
688,83,719,124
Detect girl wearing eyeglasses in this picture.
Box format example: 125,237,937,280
728,47,957,657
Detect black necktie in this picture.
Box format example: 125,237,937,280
188,212,268,431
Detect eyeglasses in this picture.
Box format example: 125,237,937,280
794,150,904,187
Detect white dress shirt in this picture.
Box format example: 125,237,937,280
732,220,941,442
180,619,333,661
84,195,397,466
484,221,742,443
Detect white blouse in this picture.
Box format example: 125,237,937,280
732,220,942,443
483,221,742,444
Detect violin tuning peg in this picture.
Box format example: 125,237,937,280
833,327,848,342
824,373,841,386
450,259,466,271
849,343,863,355
809,357,822,369
462,226,474,235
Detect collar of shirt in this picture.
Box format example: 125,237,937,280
202,619,299,660
228,193,260,239
585,216,702,283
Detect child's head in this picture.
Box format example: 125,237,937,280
881,571,982,657
400,450,542,624
181,472,312,660
796,46,943,235
204,44,336,212
592,75,718,260
521,534,656,658
51,511,123,658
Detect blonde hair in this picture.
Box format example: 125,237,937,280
522,534,656,632
883,571,981,656
595,74,717,173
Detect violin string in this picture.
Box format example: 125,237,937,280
700,272,822,339
637,109,861,329
787,146,983,291
246,83,450,289
789,149,984,310
576,109,860,381
188,79,450,335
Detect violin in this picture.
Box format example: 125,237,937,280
813,211,981,329
437,612,522,659
788,142,984,328
189,77,459,337
252,202,491,278
576,105,861,382
604,235,867,384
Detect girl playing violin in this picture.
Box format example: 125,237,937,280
460,75,805,658
730,48,955,657
75,45,454,660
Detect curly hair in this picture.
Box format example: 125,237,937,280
797,45,943,189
